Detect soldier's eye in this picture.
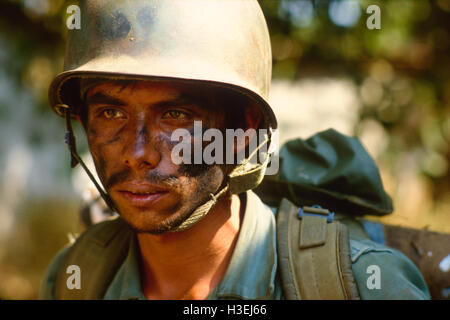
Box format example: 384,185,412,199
162,110,189,120
102,108,124,119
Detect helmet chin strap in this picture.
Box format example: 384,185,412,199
60,104,118,213
167,184,229,232
169,132,274,232
59,103,274,233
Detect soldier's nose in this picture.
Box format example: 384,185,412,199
123,125,161,170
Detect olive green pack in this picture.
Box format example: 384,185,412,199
53,129,392,299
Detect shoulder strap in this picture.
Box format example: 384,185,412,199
276,198,360,300
54,217,134,299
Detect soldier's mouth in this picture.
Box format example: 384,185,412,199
118,190,169,206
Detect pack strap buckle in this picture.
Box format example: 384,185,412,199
298,205,334,223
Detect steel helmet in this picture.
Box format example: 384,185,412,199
49,0,277,231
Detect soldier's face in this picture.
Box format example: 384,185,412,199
84,80,226,234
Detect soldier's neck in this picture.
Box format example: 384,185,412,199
136,193,243,300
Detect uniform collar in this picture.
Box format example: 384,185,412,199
213,190,278,300
104,235,146,300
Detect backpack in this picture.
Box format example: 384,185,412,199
52,129,394,300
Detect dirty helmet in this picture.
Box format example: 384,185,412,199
49,0,277,232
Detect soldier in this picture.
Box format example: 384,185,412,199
41,0,429,300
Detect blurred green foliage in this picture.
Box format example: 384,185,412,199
0,198,79,299
261,0,450,198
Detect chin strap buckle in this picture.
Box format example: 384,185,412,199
58,104,79,168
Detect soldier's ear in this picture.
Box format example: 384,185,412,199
75,113,82,124
233,102,262,155
244,102,262,131
77,103,89,130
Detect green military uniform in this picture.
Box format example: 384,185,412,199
40,190,429,300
